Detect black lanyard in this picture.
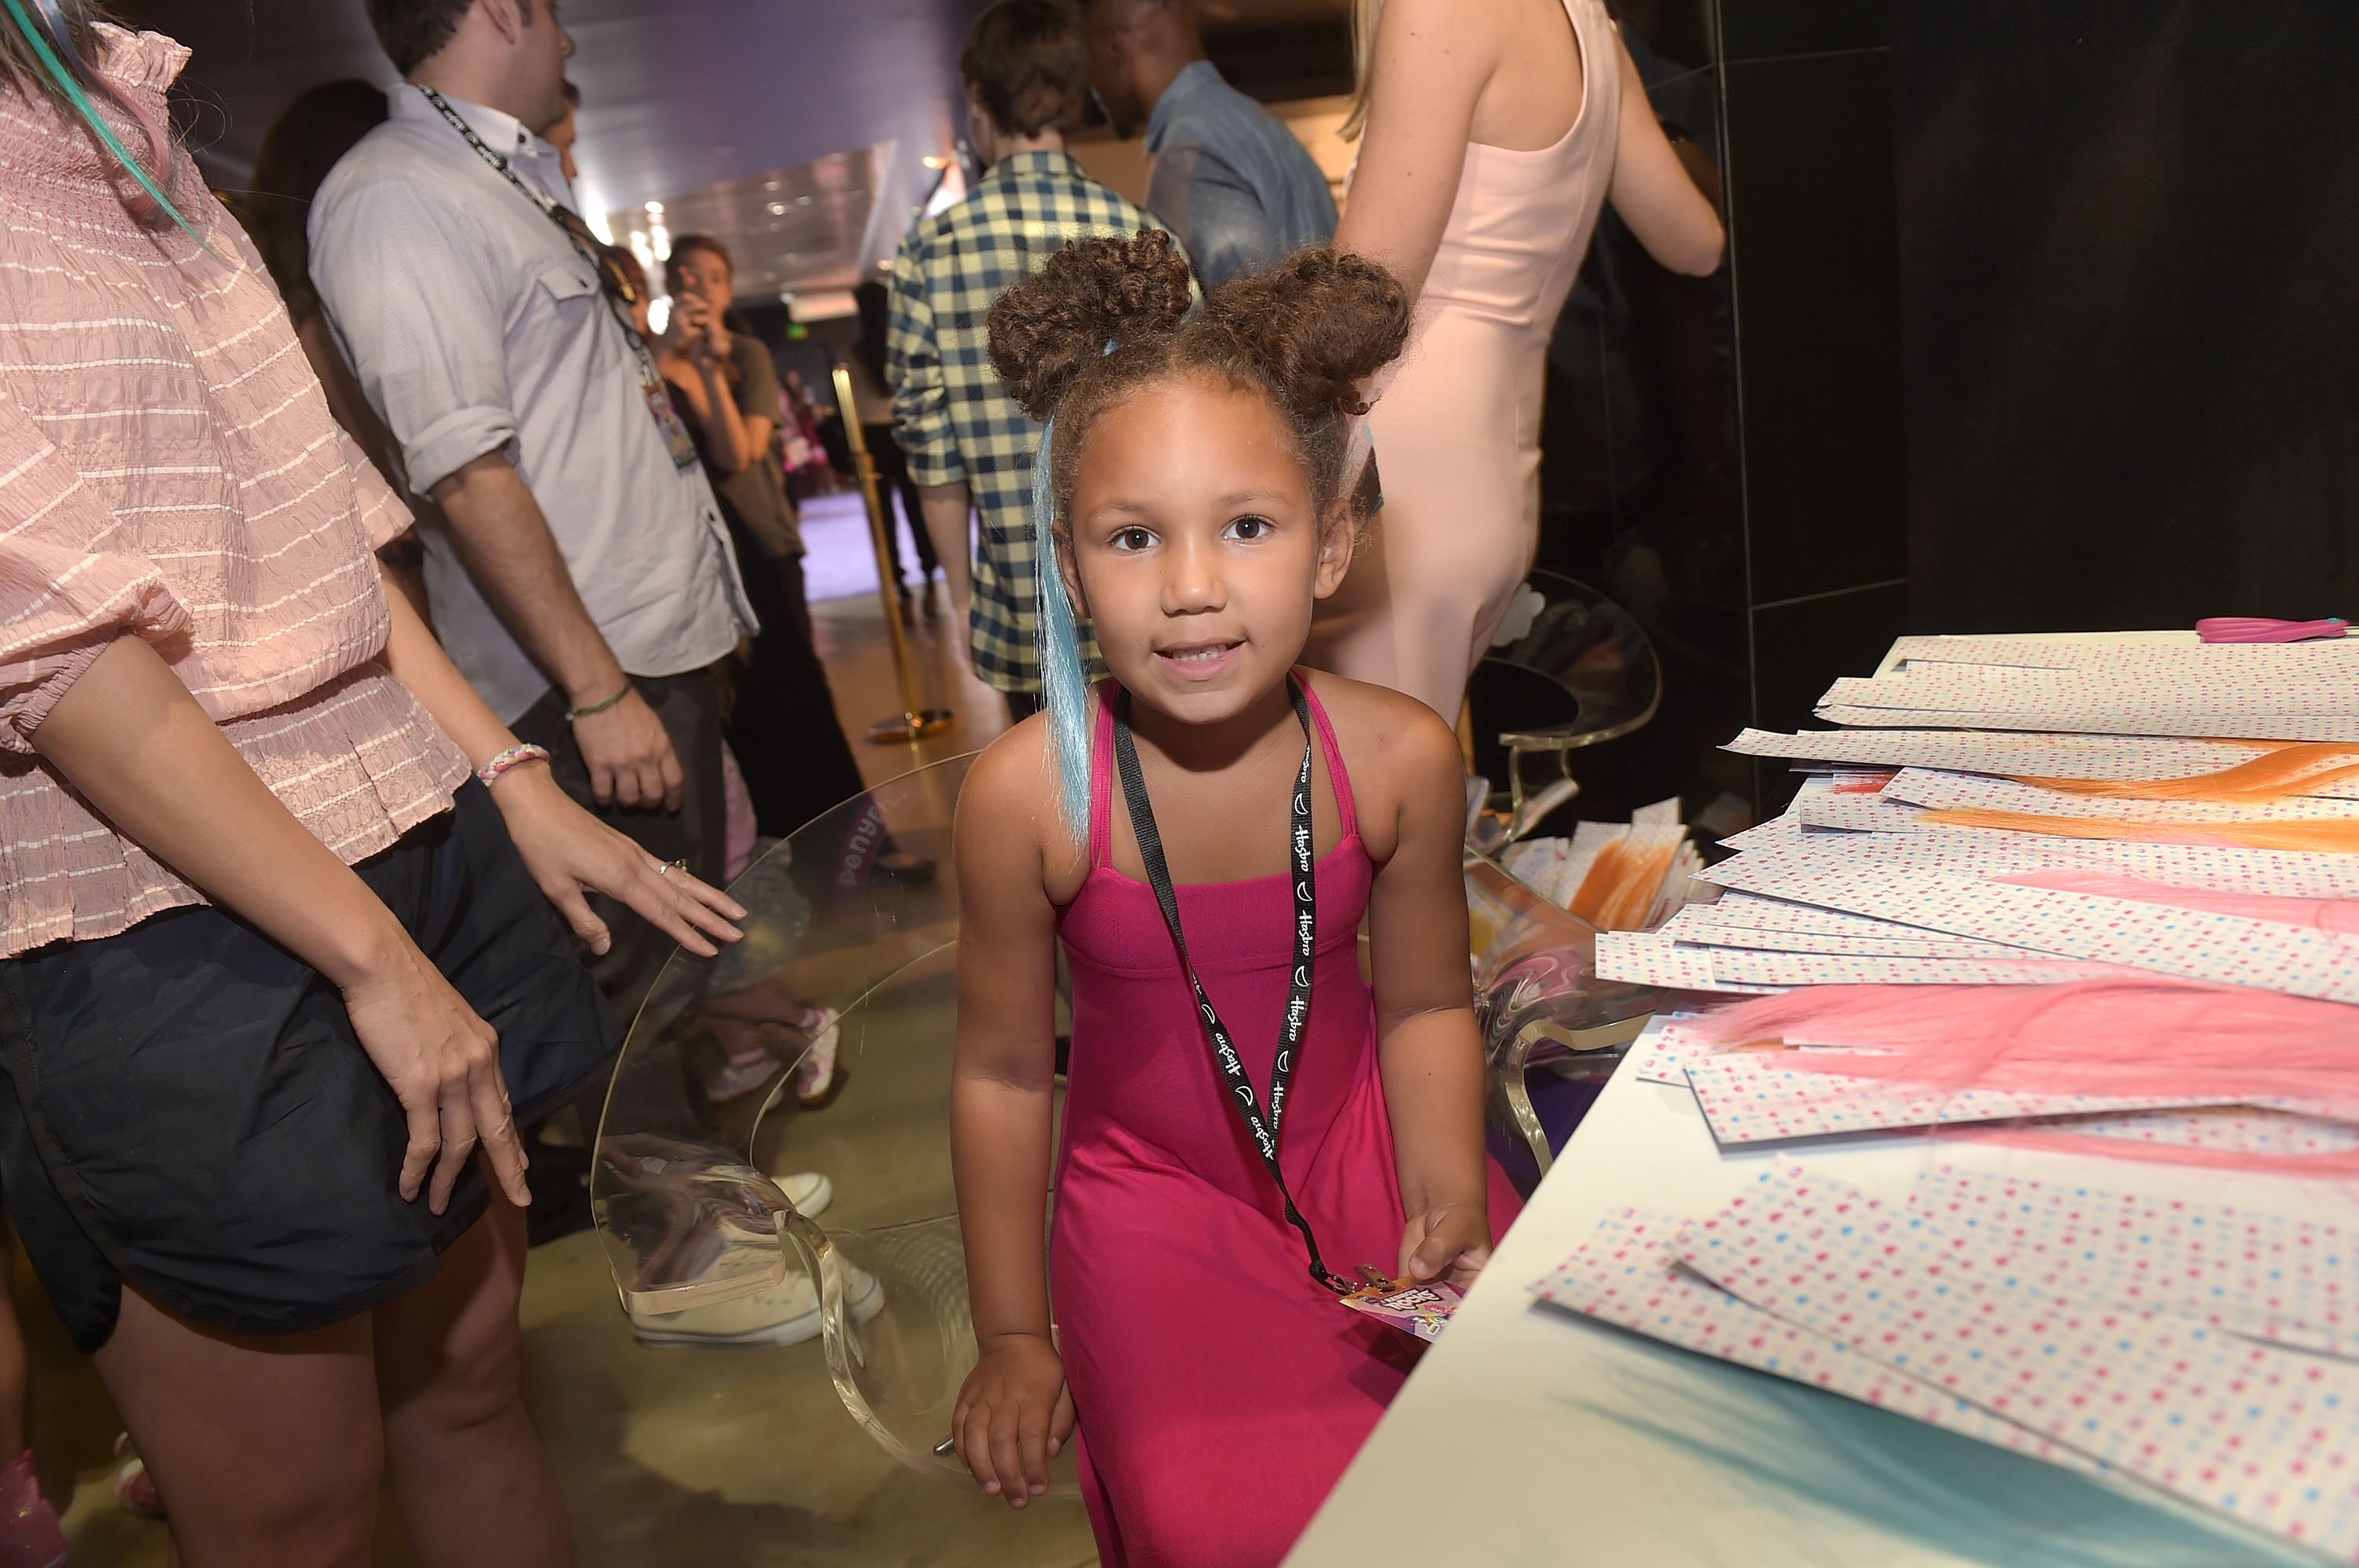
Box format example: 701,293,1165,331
418,86,604,274
415,87,697,469
1112,679,1350,1296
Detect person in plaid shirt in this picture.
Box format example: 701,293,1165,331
889,0,1181,717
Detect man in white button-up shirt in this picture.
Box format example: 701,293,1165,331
313,0,756,1015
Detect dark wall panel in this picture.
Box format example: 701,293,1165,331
1897,0,2359,633
1724,45,1905,608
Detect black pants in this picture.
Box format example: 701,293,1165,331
723,530,871,842
864,422,940,585
1005,690,1040,724
0,786,613,1349
512,668,725,1025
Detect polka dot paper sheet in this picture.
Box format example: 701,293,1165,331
1680,1053,2247,1147
1526,1208,2108,1477
1708,811,2359,900
1884,769,2359,826
1674,922,2023,960
1794,793,1938,834
1682,889,1919,940
1673,1165,2359,1559
1824,664,2359,722
1728,727,2292,782
1816,703,2359,744
1625,1017,1720,1087
1702,948,2108,988
2063,1109,2359,1162
1908,1165,2359,1361
1592,931,1783,995
1701,863,2359,1003
1884,636,2359,677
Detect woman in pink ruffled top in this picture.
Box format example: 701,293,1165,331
0,10,742,1562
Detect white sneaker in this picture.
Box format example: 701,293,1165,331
631,1257,884,1349
777,1170,832,1219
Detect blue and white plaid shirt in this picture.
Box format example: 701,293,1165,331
886,150,1176,696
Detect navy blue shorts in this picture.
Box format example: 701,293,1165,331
0,783,617,1351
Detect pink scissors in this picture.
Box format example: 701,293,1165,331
2196,616,2350,644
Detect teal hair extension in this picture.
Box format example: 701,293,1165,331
2,0,208,250
1031,407,1094,840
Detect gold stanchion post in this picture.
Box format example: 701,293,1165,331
830,363,955,743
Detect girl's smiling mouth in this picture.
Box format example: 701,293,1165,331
1155,639,1244,679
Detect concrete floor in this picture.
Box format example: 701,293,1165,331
31,567,1095,1566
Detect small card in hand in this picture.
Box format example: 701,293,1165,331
1340,1279,1467,1342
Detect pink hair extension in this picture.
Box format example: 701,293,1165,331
1914,807,2359,853
1686,981,2359,1117
2013,741,2359,803
1996,867,2359,935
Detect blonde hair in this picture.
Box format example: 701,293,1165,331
1340,0,1383,142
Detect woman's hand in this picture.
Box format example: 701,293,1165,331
489,764,745,958
674,292,719,363
1399,1201,1492,1289
953,1331,1073,1509
340,933,531,1214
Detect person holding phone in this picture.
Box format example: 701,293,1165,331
654,236,898,852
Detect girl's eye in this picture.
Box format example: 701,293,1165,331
1226,515,1275,541
1111,526,1155,552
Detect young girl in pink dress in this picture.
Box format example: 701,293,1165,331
949,230,1522,1568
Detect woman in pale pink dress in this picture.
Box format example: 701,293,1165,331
1318,0,1724,723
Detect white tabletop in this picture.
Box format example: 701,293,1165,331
1288,1029,2352,1566
1294,626,2343,1566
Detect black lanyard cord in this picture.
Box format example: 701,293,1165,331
415,87,698,473
418,87,597,268
1112,679,1350,1296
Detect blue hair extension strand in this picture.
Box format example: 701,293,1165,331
2,0,208,250
1030,408,1095,841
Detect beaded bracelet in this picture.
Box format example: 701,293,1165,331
476,743,551,790
565,683,633,723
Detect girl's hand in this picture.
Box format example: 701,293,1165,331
1399,1201,1492,1289
340,937,530,1215
489,766,745,958
953,1332,1074,1508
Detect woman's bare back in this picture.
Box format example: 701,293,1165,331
1467,0,1588,152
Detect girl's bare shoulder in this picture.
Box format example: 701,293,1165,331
1298,671,1462,855
958,709,1093,900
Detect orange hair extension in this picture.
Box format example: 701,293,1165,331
2014,741,2359,803
1917,807,2359,853
1568,837,1680,930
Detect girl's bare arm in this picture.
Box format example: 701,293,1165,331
948,727,1077,1504
1362,698,1492,1282
949,735,1065,1343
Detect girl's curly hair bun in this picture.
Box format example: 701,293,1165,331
1198,246,1411,425
988,228,1194,421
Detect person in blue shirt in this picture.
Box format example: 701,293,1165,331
1080,0,1338,289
